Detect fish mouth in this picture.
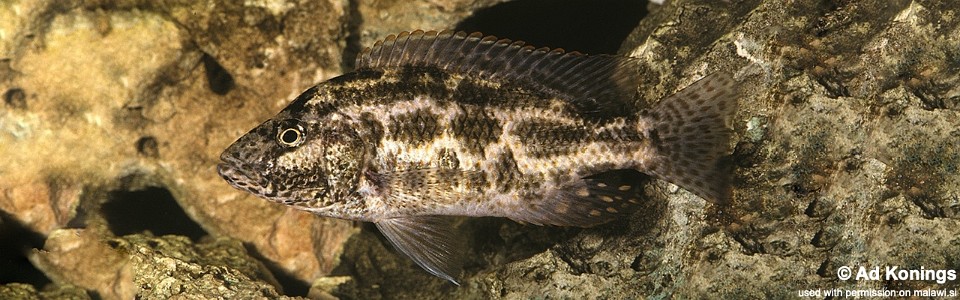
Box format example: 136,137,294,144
217,155,268,196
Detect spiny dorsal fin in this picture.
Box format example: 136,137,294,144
356,30,642,120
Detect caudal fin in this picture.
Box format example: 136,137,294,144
644,72,739,204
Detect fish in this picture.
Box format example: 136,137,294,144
217,30,738,285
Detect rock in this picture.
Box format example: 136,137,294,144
30,229,134,299
31,229,293,299
0,282,91,300
308,276,354,300
0,283,40,300
0,0,354,288
126,234,290,299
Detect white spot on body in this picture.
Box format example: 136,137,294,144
576,187,590,197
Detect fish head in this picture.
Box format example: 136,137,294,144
218,102,366,215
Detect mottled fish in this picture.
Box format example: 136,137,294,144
218,30,738,284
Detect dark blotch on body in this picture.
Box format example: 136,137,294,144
396,66,450,85
597,123,643,144
454,79,502,106
360,112,385,145
326,67,449,109
451,111,502,155
453,79,548,109
492,149,521,192
284,85,321,115
512,120,588,157
437,148,460,170
387,109,441,146
884,141,959,218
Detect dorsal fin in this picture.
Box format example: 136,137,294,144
356,30,642,120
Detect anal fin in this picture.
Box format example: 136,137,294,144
510,170,649,227
375,216,464,285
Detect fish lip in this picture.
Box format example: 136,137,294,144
217,155,282,201
217,154,262,190
218,151,244,168
216,162,237,181
217,153,240,178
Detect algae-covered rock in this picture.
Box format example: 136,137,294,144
125,235,289,299
31,229,293,299
0,283,41,300
0,282,91,300
0,0,354,287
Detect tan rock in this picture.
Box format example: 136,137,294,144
30,229,135,300
0,0,353,286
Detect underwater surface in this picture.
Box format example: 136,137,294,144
1,0,958,298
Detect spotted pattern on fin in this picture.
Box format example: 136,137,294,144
645,72,739,204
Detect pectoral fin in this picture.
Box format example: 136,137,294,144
374,216,464,285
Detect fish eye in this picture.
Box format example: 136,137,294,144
276,120,305,147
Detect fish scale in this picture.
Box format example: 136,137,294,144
217,30,739,284
336,79,647,206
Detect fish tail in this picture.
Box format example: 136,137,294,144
643,72,739,204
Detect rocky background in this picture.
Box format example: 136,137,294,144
1,0,958,299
